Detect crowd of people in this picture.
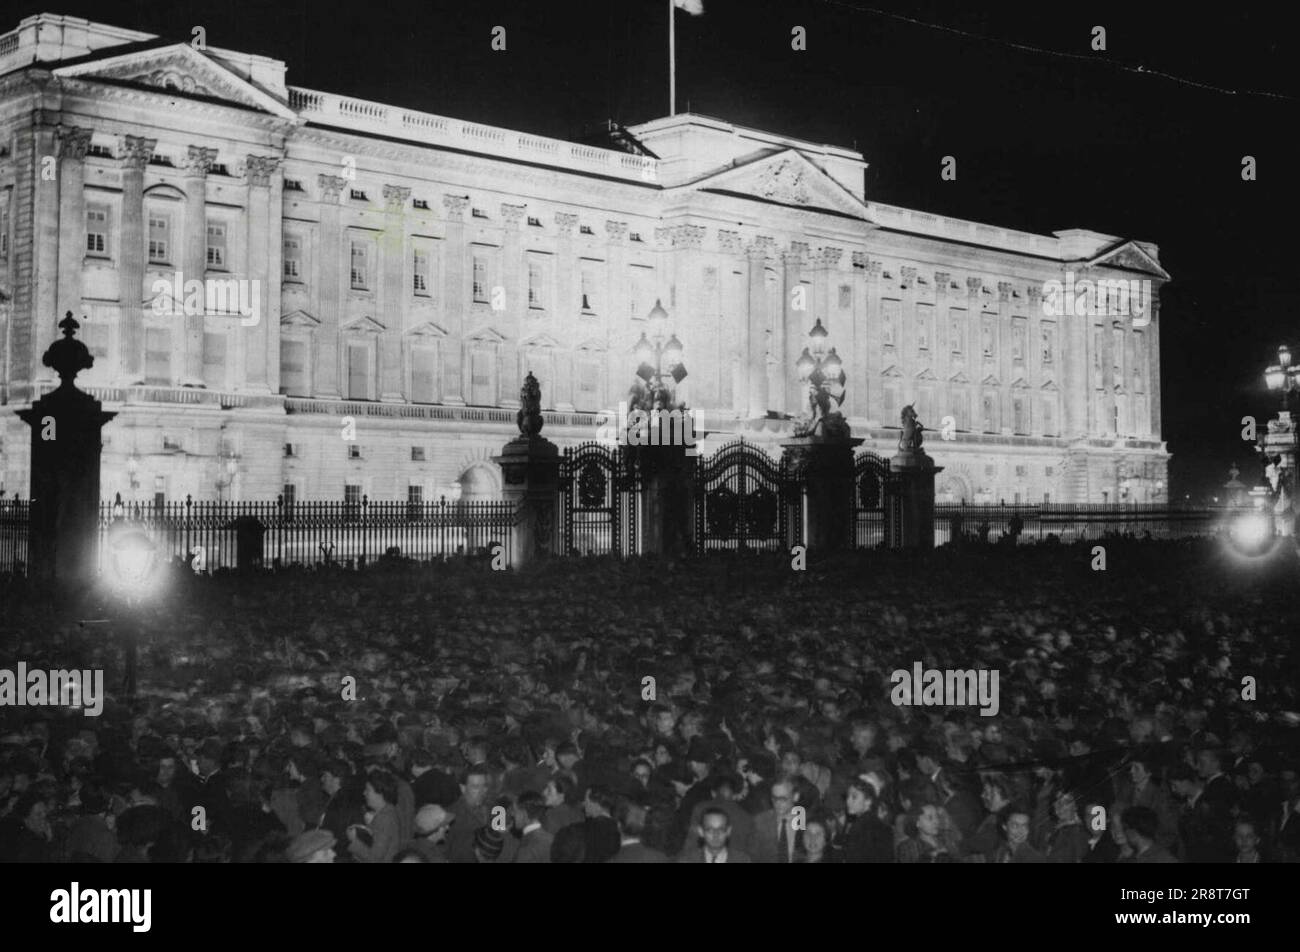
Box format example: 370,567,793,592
1,536,1297,864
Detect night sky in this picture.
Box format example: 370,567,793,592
10,0,1297,501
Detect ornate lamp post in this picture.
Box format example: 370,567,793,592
630,299,688,412
1260,344,1299,537
793,318,849,440
216,450,239,501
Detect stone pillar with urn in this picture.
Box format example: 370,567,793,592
494,373,560,568
18,314,117,587
890,404,944,550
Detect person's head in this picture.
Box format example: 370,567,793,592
394,849,428,863
771,779,799,818
462,739,489,766
555,742,580,772
1121,805,1159,850
1246,759,1267,787
1168,764,1201,799
583,784,615,819
543,774,575,809
698,807,731,853
650,705,677,738
550,823,587,863
1129,758,1152,787
631,759,654,788
1053,791,1080,824
710,772,742,802
616,799,647,839
915,803,942,839
156,755,178,788
15,792,49,835
460,765,491,808
1196,748,1222,779
79,780,110,816
514,791,546,830
850,720,878,754
364,769,398,811
414,804,453,843
779,748,802,779
678,710,705,741
803,817,830,856
844,776,877,817
1000,807,1031,849
914,744,942,777
981,776,1012,813
320,758,349,797
1233,818,1260,856
652,742,674,767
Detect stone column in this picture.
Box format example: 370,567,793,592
668,224,706,408
243,154,279,392
441,193,469,405
380,184,410,401
782,435,863,552
118,134,155,385
1063,277,1088,439
29,120,61,392
315,174,348,398
781,242,808,413
890,443,944,550
934,272,951,406
494,374,560,569
553,212,578,409
998,281,1013,436
181,146,216,385
967,277,984,426
860,255,881,425
17,315,117,588
56,127,92,327
745,237,773,419
500,204,527,400
1147,298,1162,438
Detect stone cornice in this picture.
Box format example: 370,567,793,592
782,240,809,266
665,224,706,249
56,76,301,136
815,246,843,269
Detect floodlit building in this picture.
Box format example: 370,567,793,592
0,13,1169,506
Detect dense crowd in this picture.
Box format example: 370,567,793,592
1,536,1298,864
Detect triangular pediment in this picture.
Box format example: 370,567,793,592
982,374,1001,386
407,320,449,338
281,309,319,328
914,368,938,381
674,149,869,219
949,371,971,384
342,315,386,334
466,326,507,344
520,332,563,350
1087,240,1170,281
54,44,296,119
881,365,904,378
575,336,608,352
1040,379,1059,392
1010,377,1030,389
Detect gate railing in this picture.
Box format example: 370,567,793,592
559,442,638,556
695,439,798,552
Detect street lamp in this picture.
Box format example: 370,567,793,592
630,299,688,412
216,450,239,501
794,318,849,438
1264,344,1300,410
127,454,140,495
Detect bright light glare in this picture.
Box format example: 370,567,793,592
107,528,162,598
1231,512,1272,549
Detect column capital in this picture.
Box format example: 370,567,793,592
244,154,282,188
966,276,984,294
716,230,742,254
746,236,776,259
997,281,1014,302
181,145,218,177
57,126,93,160
815,246,843,269
120,135,157,171
383,184,412,212
934,270,951,289
318,174,349,203
665,223,706,249
555,211,578,236
501,203,527,226
604,219,628,242
900,266,917,289
442,193,470,220
782,241,808,266
1026,286,1043,308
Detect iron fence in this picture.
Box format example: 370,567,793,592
934,503,1231,546
0,497,29,575
92,496,518,574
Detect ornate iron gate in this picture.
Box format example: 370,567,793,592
559,442,637,556
854,451,901,548
695,440,796,552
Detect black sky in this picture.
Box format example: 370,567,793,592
11,0,1298,500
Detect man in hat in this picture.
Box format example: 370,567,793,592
287,829,336,864
473,825,505,863
403,804,452,863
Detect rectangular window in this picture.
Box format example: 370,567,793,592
407,485,423,505
284,443,296,458
949,309,965,355
205,221,227,269
916,306,931,354
350,241,369,290
1013,396,1027,434
411,446,426,462
283,236,302,281
1040,323,1055,364
882,299,899,347
86,206,110,256
348,444,361,460
148,213,170,264
203,332,227,388
83,320,110,363
344,484,362,518
1113,327,1125,374
1012,319,1026,361
576,360,599,411
982,316,995,357
282,484,296,512
144,328,170,385
982,393,997,433
581,268,596,312
470,350,493,406
280,339,308,396
413,249,431,295
0,206,8,258
473,255,487,303
1042,397,1056,436
411,346,438,404
347,344,370,400
838,285,852,309
528,261,544,309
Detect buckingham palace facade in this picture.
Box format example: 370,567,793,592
0,14,1169,506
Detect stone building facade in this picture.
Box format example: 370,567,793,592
0,13,1169,506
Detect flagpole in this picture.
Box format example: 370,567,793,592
669,0,676,116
